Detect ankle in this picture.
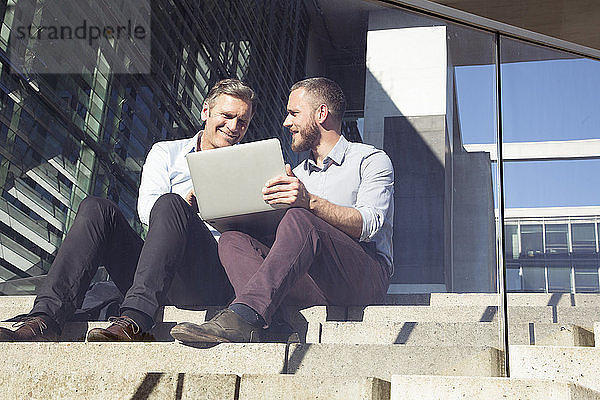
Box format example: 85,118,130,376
120,308,153,332
228,303,265,328
29,313,61,334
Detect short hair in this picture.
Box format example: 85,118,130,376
205,78,256,111
290,77,346,122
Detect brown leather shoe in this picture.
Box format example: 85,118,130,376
87,316,153,342
0,315,60,342
170,309,262,343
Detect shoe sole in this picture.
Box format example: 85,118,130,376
170,324,232,344
87,330,154,342
87,330,120,342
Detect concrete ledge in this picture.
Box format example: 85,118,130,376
553,308,600,330
425,293,600,307
0,372,239,400
0,342,287,376
285,344,504,380
346,305,552,323
240,375,390,400
391,375,600,400
526,324,594,347
510,345,600,392
3,319,591,346
320,321,594,347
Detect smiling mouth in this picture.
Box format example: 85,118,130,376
220,129,238,141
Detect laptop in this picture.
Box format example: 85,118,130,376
186,138,289,234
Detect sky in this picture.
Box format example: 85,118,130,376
454,57,600,209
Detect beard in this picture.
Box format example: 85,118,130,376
291,117,320,152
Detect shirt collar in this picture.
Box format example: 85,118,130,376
304,135,349,172
324,135,349,166
188,131,202,153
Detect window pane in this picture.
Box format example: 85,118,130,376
520,225,543,257
572,223,596,254
545,224,568,254
521,266,545,292
505,224,519,259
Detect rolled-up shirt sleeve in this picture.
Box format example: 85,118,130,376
354,151,394,242
137,143,170,225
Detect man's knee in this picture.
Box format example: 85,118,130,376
279,208,314,227
76,196,117,220
149,193,187,220
219,231,251,250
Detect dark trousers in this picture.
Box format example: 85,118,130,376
218,208,390,323
31,193,233,328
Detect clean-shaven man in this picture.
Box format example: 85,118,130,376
171,77,393,343
0,79,254,342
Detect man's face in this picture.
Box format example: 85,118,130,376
200,94,253,150
283,88,320,152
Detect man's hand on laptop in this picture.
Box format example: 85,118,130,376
185,190,196,207
263,164,312,209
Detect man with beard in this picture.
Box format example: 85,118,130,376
170,77,394,343
0,79,254,342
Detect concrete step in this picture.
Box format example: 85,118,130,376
0,342,503,380
552,308,600,330
0,321,299,343
390,375,600,400
3,319,592,346
1,295,598,341
0,372,391,400
385,293,600,307
285,344,503,380
319,321,594,346
0,372,239,400
0,342,288,376
510,345,600,393
239,374,390,400
346,305,552,323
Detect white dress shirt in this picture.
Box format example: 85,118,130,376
137,133,199,225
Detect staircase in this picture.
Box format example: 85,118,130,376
1,293,600,399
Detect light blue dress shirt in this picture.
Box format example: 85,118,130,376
137,132,199,225
293,135,394,274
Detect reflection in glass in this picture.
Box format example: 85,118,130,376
572,224,596,254
520,225,543,257
501,37,600,295
504,225,519,259
545,224,568,254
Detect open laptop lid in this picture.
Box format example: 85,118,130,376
186,138,289,226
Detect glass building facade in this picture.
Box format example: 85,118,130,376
0,0,309,292
0,0,597,316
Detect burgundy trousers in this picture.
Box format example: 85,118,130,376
218,208,390,323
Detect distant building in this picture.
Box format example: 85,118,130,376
504,207,600,293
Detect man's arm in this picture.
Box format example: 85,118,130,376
137,143,171,225
263,152,393,241
262,164,363,239
353,152,394,242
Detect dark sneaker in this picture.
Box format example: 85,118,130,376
87,316,153,342
170,309,262,343
0,315,60,342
